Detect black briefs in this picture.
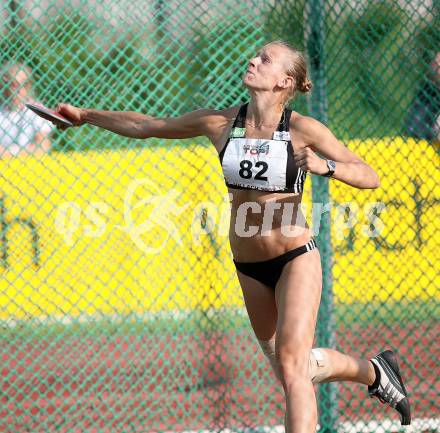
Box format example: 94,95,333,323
233,239,318,290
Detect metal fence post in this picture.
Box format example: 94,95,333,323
304,1,338,431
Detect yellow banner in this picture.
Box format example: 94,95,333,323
0,137,438,319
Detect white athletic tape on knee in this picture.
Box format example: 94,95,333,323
258,340,331,384
258,337,281,380
312,348,325,366
309,348,331,384
258,337,276,356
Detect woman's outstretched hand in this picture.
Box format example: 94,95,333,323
54,103,85,129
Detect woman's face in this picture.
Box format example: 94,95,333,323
243,44,292,93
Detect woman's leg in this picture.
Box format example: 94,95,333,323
236,260,375,387
310,348,375,385
235,269,278,342
261,338,376,386
274,248,322,433
236,257,409,428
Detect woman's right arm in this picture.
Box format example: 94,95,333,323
56,103,226,140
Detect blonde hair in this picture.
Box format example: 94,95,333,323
265,40,312,104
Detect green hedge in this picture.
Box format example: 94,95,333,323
1,2,438,150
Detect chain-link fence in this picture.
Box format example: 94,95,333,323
0,1,438,432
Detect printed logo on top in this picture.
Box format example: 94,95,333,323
231,127,246,137
243,143,270,155
272,131,291,141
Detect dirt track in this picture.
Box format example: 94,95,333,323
1,323,437,432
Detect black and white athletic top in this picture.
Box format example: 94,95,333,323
218,102,306,193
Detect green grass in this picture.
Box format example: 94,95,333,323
1,299,437,342
334,300,439,327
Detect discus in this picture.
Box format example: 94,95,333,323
25,102,74,127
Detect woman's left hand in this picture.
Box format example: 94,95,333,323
293,147,328,175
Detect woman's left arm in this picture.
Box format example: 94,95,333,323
293,116,380,189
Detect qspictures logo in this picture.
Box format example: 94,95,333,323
54,178,191,255
114,178,190,254
54,177,393,255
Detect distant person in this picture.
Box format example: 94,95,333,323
0,61,54,158
405,52,440,143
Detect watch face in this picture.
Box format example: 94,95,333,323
327,160,336,171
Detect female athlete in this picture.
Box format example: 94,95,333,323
53,40,411,432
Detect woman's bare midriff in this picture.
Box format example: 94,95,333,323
211,105,313,262
227,188,312,262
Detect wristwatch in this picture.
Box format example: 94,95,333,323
323,159,336,177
